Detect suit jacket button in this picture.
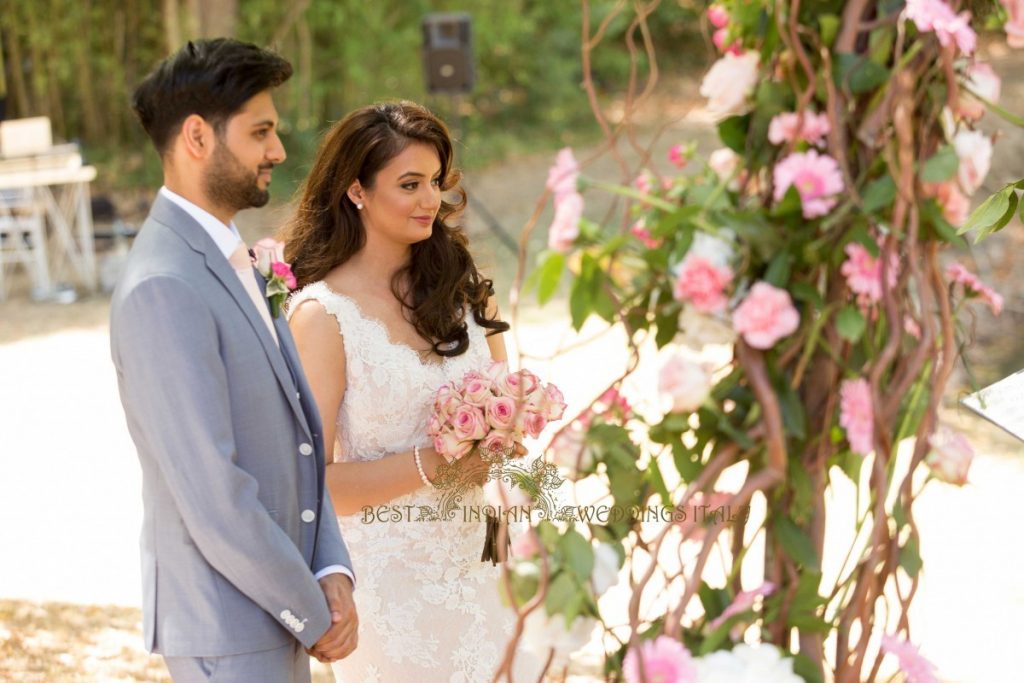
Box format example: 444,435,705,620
280,610,292,620
301,509,316,523
299,443,313,456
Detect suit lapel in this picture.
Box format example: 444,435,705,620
150,195,311,438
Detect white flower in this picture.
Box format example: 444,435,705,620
687,230,736,271
699,51,761,119
708,148,742,190
677,305,738,349
591,543,621,596
520,611,596,669
483,477,533,510
548,424,592,475
658,354,713,413
953,128,993,195
926,425,974,485
696,644,803,683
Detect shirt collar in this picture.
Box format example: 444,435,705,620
159,186,241,260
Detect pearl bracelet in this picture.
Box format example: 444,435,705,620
413,445,433,488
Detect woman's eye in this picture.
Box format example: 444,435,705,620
431,178,441,187
402,182,418,190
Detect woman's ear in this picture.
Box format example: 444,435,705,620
347,182,365,209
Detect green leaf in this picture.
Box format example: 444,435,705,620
544,571,579,615
647,456,673,509
921,145,959,183
672,441,703,481
836,305,866,343
779,382,807,442
717,115,750,154
793,654,826,683
818,15,840,47
958,184,1015,240
764,251,794,288
569,276,592,331
535,251,565,305
849,60,890,94
861,175,897,213
558,529,595,581
774,517,821,571
790,282,825,309
899,536,923,579
654,301,680,349
772,184,803,218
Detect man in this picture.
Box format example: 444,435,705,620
110,39,357,682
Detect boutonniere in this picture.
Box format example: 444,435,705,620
252,238,298,318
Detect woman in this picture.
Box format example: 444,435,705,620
282,102,539,681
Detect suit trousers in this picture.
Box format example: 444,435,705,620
164,642,310,683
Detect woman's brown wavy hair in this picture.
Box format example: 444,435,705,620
280,101,508,357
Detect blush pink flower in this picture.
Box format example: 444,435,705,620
732,282,800,349
768,110,832,147
631,218,662,248
434,429,474,461
1001,0,1024,47
880,634,940,683
541,383,567,421
926,425,974,485
708,147,743,190
253,237,286,272
485,395,518,431
699,51,760,118
658,355,713,413
433,383,463,419
840,242,899,306
673,256,733,313
712,28,742,55
546,147,579,200
906,0,976,55
548,191,584,253
958,62,1001,121
634,172,654,196
623,636,697,683
773,149,845,219
452,404,488,442
524,412,548,439
923,181,970,226
480,429,515,457
946,262,1004,315
953,129,993,196
840,378,874,456
709,582,777,635
511,529,541,559
462,376,494,407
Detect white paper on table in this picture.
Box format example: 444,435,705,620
960,368,1024,443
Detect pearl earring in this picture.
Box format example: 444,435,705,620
356,202,364,210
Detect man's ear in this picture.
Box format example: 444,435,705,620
180,114,211,159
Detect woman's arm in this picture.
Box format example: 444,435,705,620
289,299,445,516
485,294,509,362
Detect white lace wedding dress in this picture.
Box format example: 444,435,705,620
288,282,541,683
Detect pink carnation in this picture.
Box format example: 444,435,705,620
623,636,697,683
668,144,688,169
880,634,940,683
923,181,969,226
840,378,874,456
906,0,976,55
732,282,800,349
546,147,579,200
548,191,583,253
673,256,733,313
768,110,831,147
631,219,662,249
773,150,845,218
840,242,899,306
945,262,1004,315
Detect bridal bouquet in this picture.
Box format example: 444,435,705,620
427,361,567,462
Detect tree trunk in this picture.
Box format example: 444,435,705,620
5,26,31,118
198,0,238,38
23,1,50,120
184,0,201,40
297,15,313,130
73,0,104,141
162,0,182,53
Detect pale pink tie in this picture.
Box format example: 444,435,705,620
228,241,279,346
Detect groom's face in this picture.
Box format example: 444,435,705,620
203,90,286,212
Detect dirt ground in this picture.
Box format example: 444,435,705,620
3,41,1024,683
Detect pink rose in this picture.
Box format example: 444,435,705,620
673,256,733,313
839,378,874,456
426,414,445,438
927,425,974,485
486,395,518,431
483,360,508,384
541,383,567,421
433,384,463,419
480,429,515,457
731,282,800,349
434,429,474,461
452,404,488,442
623,636,697,683
546,147,579,201
549,424,591,474
773,149,845,219
699,51,760,119
524,412,548,439
462,377,494,407
548,192,583,253
880,634,940,683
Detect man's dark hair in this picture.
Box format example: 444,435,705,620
132,38,292,156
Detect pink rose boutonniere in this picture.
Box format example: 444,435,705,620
252,238,298,318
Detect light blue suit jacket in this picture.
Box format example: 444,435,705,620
110,194,352,657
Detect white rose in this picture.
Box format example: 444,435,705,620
658,354,713,413
953,128,993,195
699,51,760,119
686,230,735,270
590,543,621,596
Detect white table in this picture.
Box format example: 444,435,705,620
0,164,98,296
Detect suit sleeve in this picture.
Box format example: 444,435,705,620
312,488,354,580
112,274,332,648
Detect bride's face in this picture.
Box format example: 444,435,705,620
355,142,443,247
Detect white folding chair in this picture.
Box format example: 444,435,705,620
0,187,51,301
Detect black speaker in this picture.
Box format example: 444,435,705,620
422,13,474,95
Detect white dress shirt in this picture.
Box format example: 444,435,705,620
158,187,353,586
